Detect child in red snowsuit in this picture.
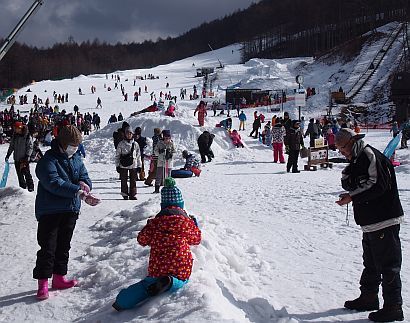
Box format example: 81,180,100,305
194,101,207,126
113,177,201,310
230,130,244,148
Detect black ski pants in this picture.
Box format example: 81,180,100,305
360,224,402,306
287,149,300,172
33,212,78,279
15,161,34,190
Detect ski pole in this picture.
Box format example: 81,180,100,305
346,203,349,226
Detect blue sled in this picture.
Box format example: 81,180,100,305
383,133,401,159
114,276,188,310
0,161,10,188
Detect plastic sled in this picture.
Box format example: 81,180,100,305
171,169,193,178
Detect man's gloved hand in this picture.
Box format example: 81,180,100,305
5,157,9,163
285,145,290,154
136,167,141,173
79,181,90,194
158,148,165,154
116,166,121,173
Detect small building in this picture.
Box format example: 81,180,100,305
196,67,215,77
391,72,410,122
225,88,260,106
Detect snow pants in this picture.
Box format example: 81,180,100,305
15,160,34,191
360,225,402,306
119,168,137,198
273,143,285,163
286,149,300,172
239,120,245,131
155,166,172,187
144,158,157,186
33,212,78,279
114,276,188,310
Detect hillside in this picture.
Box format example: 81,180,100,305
0,24,409,322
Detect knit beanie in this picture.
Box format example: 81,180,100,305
57,125,82,149
161,177,184,209
162,129,171,138
335,128,365,146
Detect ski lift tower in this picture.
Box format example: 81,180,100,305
0,0,44,62
208,44,224,69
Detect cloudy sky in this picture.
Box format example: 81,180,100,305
0,0,260,48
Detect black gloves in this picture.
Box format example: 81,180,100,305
116,166,121,173
136,167,141,173
158,148,165,154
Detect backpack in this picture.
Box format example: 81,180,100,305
120,143,135,167
113,130,123,149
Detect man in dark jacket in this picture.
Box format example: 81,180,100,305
5,121,34,191
304,118,320,147
335,128,404,322
285,120,304,173
197,131,215,163
249,116,261,139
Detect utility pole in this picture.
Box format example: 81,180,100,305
0,0,44,62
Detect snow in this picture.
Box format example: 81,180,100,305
0,23,409,322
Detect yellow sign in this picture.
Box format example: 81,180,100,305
314,138,324,148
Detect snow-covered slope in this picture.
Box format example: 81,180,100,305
0,25,408,322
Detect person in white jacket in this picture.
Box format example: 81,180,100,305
115,126,142,200
153,129,175,193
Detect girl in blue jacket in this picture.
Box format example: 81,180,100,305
33,125,100,300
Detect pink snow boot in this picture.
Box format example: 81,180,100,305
52,274,78,290
36,279,49,300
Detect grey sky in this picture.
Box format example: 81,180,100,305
0,0,260,48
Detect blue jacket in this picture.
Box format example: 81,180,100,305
239,112,247,121
35,140,92,220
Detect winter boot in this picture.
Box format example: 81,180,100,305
146,276,172,296
153,186,160,194
52,274,78,289
368,305,404,322
112,301,122,311
36,279,49,300
344,293,379,311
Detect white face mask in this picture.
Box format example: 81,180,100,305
65,145,78,158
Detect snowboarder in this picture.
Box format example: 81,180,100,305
112,177,201,311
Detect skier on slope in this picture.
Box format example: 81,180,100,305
112,177,201,311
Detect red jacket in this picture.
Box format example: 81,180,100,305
137,206,201,280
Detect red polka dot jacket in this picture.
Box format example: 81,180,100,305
137,206,202,281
